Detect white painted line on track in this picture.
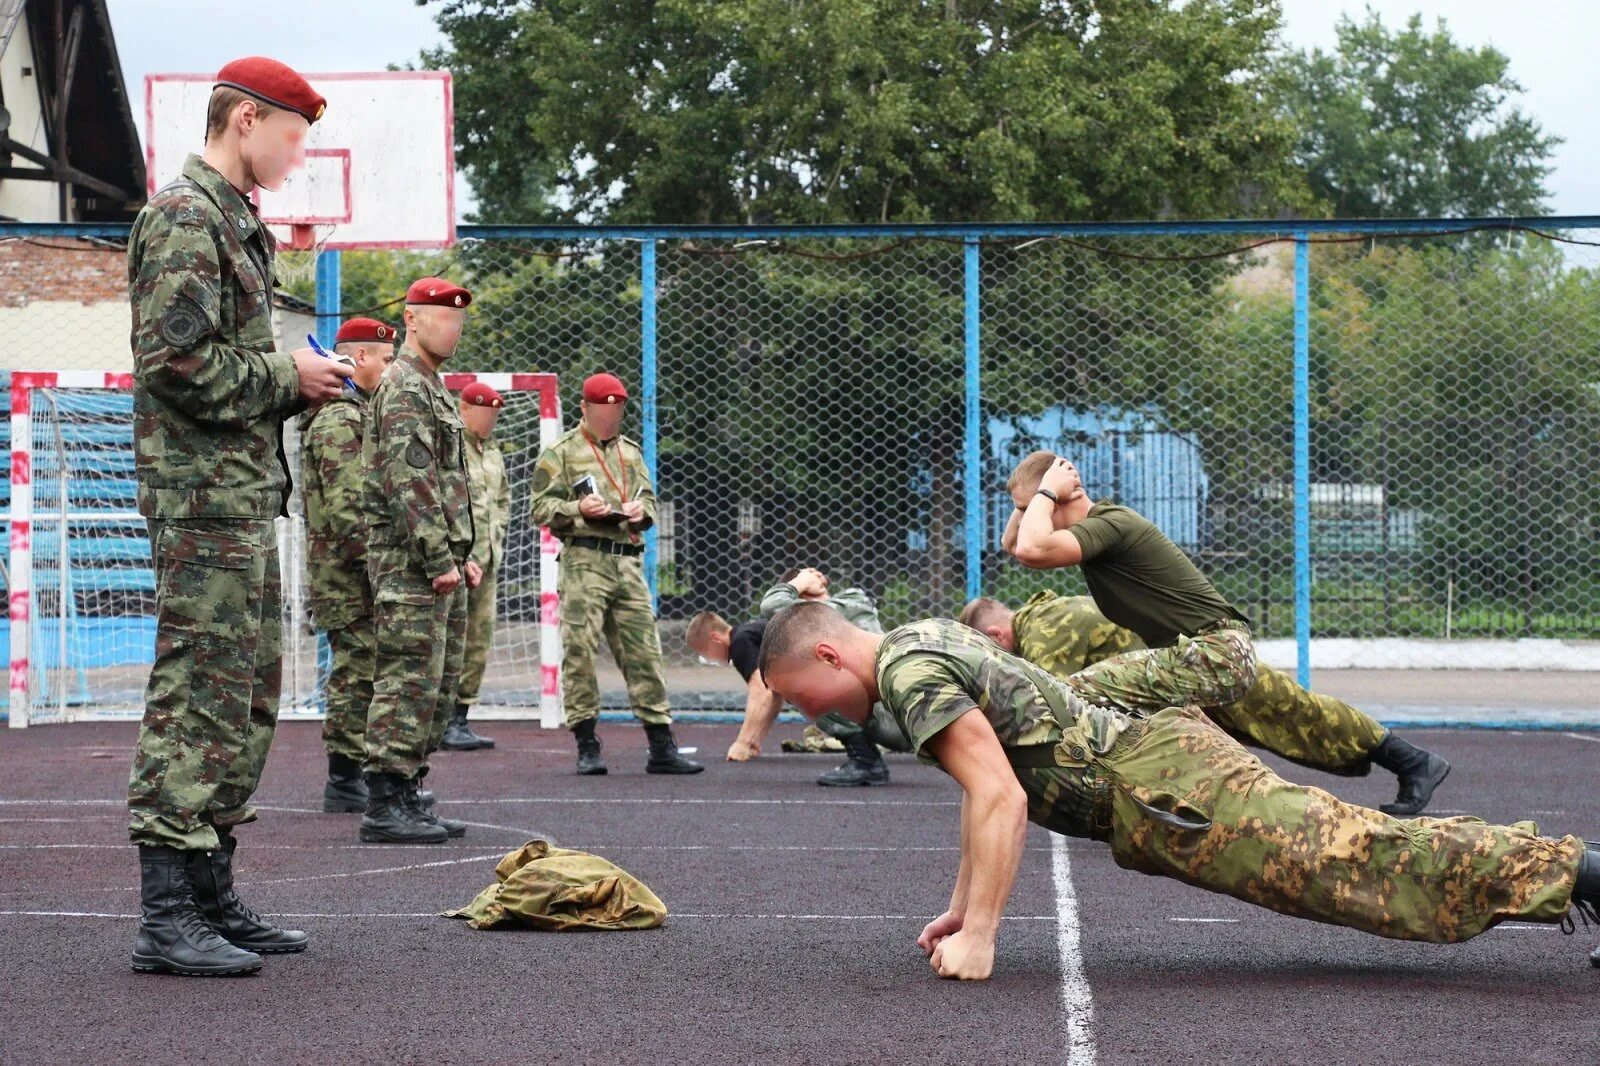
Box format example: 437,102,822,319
1564,732,1600,745
248,852,506,886
1051,833,1096,1065
0,909,1064,921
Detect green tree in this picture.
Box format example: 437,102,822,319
1278,10,1560,218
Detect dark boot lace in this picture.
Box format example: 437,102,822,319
169,861,229,944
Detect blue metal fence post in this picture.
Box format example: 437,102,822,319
314,250,341,348
1292,234,1312,688
963,237,983,603
641,239,660,607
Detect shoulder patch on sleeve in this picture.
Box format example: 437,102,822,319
159,295,208,348
406,439,433,470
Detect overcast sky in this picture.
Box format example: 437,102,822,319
106,0,1597,220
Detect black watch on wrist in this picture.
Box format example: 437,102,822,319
1035,488,1058,504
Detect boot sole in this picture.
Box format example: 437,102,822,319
359,829,448,844
132,953,261,977
817,777,890,787
322,800,366,814
646,765,705,774
577,767,608,775
239,941,308,954
1379,761,1451,817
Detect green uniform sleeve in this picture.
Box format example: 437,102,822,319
306,405,365,551
131,214,299,427
628,445,657,533
495,451,512,538
877,654,977,760
1065,510,1129,562
759,583,802,617
528,446,583,529
375,386,455,579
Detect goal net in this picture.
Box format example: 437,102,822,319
6,371,563,728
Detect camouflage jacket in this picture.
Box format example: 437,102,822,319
298,387,371,628
363,348,474,578
466,430,511,571
875,618,1132,766
1013,591,1146,680
528,425,656,545
759,584,883,633
128,153,302,518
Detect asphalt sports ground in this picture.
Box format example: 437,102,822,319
2,719,1597,1065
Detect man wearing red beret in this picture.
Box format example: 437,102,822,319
126,56,346,977
529,373,702,775
358,278,481,843
298,319,398,810
440,382,507,751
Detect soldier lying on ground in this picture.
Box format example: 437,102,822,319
757,602,1600,981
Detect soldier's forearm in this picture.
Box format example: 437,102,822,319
759,584,800,617
959,785,1027,939
136,346,299,428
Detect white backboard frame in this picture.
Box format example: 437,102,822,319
145,70,455,250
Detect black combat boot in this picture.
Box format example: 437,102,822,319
360,772,448,844
323,752,368,813
1573,843,1600,968
1369,732,1451,816
189,832,309,954
409,767,466,838
440,704,495,751
644,723,704,775
817,731,890,787
573,718,607,776
131,846,262,976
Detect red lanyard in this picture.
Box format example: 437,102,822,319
581,427,628,502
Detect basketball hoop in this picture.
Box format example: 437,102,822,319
288,223,316,251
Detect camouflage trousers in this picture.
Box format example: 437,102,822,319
128,519,282,850
458,563,497,705
321,614,374,762
1065,623,1385,775
1065,621,1257,712
1207,663,1388,775
365,544,467,776
558,546,669,728
1018,706,1582,942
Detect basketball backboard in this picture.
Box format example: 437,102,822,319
145,71,455,250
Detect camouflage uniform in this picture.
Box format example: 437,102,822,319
759,582,909,751
878,619,1584,942
362,348,473,775
1013,591,1388,775
127,154,302,851
460,427,511,705
298,388,373,762
529,425,668,728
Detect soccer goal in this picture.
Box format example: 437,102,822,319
6,370,564,728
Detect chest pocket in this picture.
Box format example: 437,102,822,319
221,228,275,351
435,402,466,471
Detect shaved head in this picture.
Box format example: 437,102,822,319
957,596,1017,653
757,602,851,681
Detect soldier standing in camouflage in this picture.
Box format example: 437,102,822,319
960,592,1447,811
299,318,397,811
126,58,348,977
758,603,1600,980
1004,450,1450,815
528,372,701,775
441,382,508,751
358,277,483,843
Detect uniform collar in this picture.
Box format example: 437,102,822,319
396,345,441,381
182,154,263,242
580,424,620,448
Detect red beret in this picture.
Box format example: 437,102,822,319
405,277,472,308
334,317,396,345
215,57,326,124
460,382,504,409
582,373,628,405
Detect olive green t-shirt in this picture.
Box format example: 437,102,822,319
1066,502,1247,648
874,619,1132,767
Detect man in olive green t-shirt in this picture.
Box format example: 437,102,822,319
1001,450,1449,817
755,602,1598,981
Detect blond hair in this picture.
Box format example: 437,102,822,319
958,596,1010,632
1006,450,1058,496
685,611,730,651
205,86,279,142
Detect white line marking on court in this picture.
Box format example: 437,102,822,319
447,796,960,808
1169,917,1240,923
247,852,505,886
1051,833,1096,1065
0,843,494,851
1564,732,1600,745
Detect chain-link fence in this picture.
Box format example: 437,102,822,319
4,219,1599,720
